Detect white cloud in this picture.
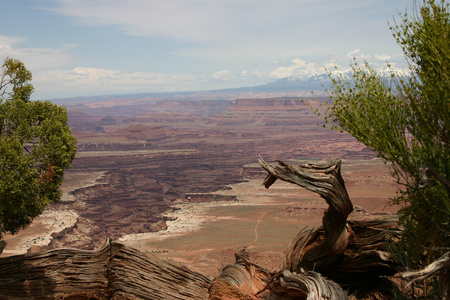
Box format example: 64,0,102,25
44,1,404,63
0,35,25,50
269,58,322,79
33,67,201,98
252,71,263,78
71,67,90,76
375,54,392,61
346,49,371,60
47,0,237,43
212,70,231,80
2,1,412,99
0,35,75,72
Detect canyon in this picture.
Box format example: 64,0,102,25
1,96,399,277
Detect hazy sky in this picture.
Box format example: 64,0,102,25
0,0,412,99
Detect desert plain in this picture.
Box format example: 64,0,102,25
1,96,400,277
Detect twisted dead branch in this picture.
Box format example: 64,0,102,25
259,158,399,299
259,158,353,271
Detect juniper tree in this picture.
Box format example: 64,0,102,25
0,58,77,252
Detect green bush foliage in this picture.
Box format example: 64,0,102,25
0,58,77,253
314,0,449,295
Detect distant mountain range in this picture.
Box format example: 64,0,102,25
248,69,402,93
52,70,407,106
51,73,346,106
251,73,332,92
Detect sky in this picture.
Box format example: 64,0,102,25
0,0,413,100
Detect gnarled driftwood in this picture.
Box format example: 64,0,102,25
0,239,211,299
209,248,271,299
268,269,349,299
211,247,349,300
259,159,399,299
259,158,353,271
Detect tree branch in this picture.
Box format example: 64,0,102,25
400,252,450,284
259,158,353,270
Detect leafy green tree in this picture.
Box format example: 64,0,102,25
314,0,449,296
0,58,77,253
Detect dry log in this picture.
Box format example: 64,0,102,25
213,250,350,300
269,269,349,299
0,240,110,299
0,239,211,299
212,248,349,300
259,159,399,298
209,248,271,299
259,158,353,271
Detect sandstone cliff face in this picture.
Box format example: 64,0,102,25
153,100,233,116
233,97,305,111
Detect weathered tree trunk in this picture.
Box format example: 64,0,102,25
259,158,354,271
0,239,211,299
268,269,349,299
210,247,349,300
209,248,271,299
259,159,399,299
